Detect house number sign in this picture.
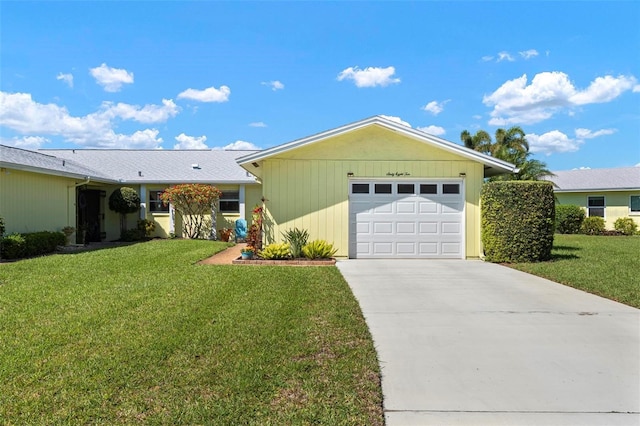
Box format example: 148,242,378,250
386,172,411,176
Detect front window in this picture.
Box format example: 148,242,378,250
631,195,640,214
149,191,169,213
587,196,605,217
219,191,240,213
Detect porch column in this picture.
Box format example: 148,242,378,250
139,184,147,219
239,184,246,220
169,204,175,235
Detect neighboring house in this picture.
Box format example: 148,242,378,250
545,167,640,229
238,115,516,259
0,145,261,242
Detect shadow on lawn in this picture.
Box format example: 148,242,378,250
550,245,581,261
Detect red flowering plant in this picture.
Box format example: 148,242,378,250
160,184,222,239
246,205,264,250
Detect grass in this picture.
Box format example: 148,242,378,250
511,234,640,308
0,240,383,425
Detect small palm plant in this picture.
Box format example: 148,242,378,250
282,228,309,258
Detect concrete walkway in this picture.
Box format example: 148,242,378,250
336,259,640,426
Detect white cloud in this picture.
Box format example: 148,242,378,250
422,100,448,115
481,56,494,62
483,72,638,125
380,115,411,127
634,85,640,93
575,128,617,139
527,130,582,155
249,122,267,127
519,49,539,60
56,73,73,88
417,125,446,136
0,91,164,148
570,75,637,105
216,140,260,150
100,99,179,123
177,85,231,103
89,63,134,92
337,66,400,88
261,80,284,91
174,133,208,150
497,51,515,62
1,135,50,149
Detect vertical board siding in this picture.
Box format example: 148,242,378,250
263,159,483,258
0,170,75,234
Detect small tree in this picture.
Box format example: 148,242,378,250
160,184,221,239
108,187,140,235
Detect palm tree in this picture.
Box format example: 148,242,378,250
460,126,552,181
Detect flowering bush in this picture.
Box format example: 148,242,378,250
160,184,221,239
246,205,264,250
241,246,256,254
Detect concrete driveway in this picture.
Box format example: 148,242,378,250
337,259,640,426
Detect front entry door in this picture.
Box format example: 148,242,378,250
77,189,103,243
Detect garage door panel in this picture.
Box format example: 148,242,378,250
441,201,463,214
397,242,417,255
442,242,462,255
356,222,370,234
396,201,416,214
396,222,416,234
442,222,462,234
419,242,439,254
373,242,393,255
373,203,393,214
419,222,438,234
373,222,393,234
419,201,438,213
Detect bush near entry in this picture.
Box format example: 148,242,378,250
581,217,606,235
1,231,66,260
555,204,585,234
613,217,638,236
481,181,555,263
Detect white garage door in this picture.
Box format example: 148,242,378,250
349,180,464,259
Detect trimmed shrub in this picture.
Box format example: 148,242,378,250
109,187,141,233
120,228,145,242
302,240,338,259
282,228,309,258
260,243,291,260
0,216,5,238
481,181,555,263
1,233,26,259
613,217,638,236
581,217,605,235
555,204,585,234
1,231,65,259
23,231,67,257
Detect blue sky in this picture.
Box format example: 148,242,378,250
1,1,639,171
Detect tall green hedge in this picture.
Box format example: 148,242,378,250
481,181,555,263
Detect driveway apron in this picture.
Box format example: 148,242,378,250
337,259,640,426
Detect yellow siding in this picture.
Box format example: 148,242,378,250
262,128,485,258
557,191,640,229
0,169,76,234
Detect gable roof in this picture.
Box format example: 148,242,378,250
40,149,259,184
545,167,640,192
237,115,517,177
0,144,115,182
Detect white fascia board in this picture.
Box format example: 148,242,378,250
555,188,640,193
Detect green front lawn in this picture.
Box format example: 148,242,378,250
511,234,640,308
0,240,383,425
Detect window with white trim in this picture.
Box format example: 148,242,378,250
587,196,605,217
149,191,169,213
630,195,640,214
219,191,240,213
